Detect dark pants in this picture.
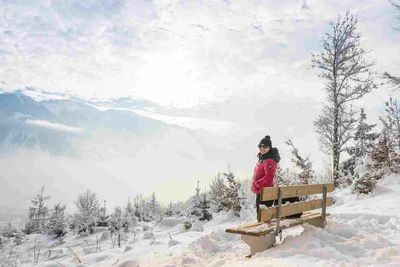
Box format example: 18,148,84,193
255,194,275,216
256,195,303,220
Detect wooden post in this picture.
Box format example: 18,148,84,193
275,187,282,238
321,185,327,228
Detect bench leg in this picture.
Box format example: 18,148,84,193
241,233,276,256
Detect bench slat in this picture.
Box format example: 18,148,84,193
261,183,334,201
258,197,333,222
225,212,327,236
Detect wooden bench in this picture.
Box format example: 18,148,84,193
226,183,334,256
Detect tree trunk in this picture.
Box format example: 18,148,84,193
333,99,340,187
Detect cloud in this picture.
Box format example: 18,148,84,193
1,0,398,107
25,119,85,134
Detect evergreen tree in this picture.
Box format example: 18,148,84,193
188,181,202,219
285,139,314,184
148,193,162,222
199,192,212,221
24,186,50,234
352,156,376,194
371,132,392,179
97,200,109,227
340,109,378,187
2,222,16,239
109,206,125,248
351,108,379,157
133,195,143,222
221,168,242,216
209,173,225,212
124,199,137,233
46,203,68,238
164,202,174,217
75,189,100,235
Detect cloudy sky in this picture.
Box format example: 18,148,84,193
1,0,400,208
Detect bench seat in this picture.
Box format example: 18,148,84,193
225,211,329,237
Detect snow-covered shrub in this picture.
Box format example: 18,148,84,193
191,221,204,232
352,156,377,195
14,232,23,245
183,221,192,231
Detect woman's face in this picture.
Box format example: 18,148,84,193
258,144,270,155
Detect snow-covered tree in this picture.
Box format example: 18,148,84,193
148,193,162,222
46,203,68,238
133,195,143,222
187,180,202,219
2,222,17,239
312,12,376,187
285,139,314,184
75,189,100,235
221,169,242,216
209,173,225,212
24,186,50,234
339,109,379,187
352,156,376,194
97,200,109,227
109,206,125,248
199,192,212,221
380,98,400,156
351,108,379,157
383,1,400,89
124,199,137,233
164,202,174,217
371,132,392,179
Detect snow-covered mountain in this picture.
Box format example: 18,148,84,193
0,91,170,154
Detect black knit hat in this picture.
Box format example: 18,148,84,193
259,135,272,148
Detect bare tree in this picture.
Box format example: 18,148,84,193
384,1,400,89
312,12,376,187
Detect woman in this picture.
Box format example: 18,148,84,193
251,135,281,216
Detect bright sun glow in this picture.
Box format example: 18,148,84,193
134,51,212,108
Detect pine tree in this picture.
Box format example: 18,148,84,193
285,139,314,184
148,193,162,222
199,192,212,221
379,97,400,154
209,173,225,212
109,207,125,248
46,203,68,238
188,181,202,219
340,109,379,187
24,186,50,234
164,202,174,217
371,132,392,179
352,156,376,194
221,168,242,217
97,200,109,227
124,199,137,233
351,108,379,157
134,195,143,222
2,222,16,239
75,189,100,235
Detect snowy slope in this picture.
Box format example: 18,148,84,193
4,175,399,267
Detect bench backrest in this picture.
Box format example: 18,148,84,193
258,183,334,223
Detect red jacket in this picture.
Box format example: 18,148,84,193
251,158,277,194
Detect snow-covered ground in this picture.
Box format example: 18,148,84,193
2,175,400,267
